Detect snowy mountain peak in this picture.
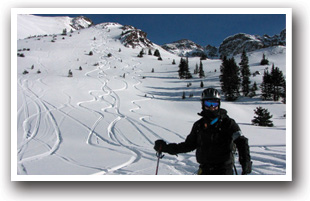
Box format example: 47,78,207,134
70,16,93,30
172,39,203,49
161,30,286,58
162,39,205,57
219,30,286,56
120,25,154,48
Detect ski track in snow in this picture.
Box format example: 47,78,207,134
17,28,166,175
17,78,62,174
16,24,287,176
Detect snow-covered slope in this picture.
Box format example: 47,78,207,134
15,15,288,179
17,14,93,39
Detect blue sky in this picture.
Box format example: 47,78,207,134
35,14,286,47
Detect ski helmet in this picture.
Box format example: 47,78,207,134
201,88,221,101
200,88,221,120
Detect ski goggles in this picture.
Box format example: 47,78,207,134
204,100,220,108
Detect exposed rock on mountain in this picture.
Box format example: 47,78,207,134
205,45,219,58
161,39,205,57
120,25,154,48
219,29,286,56
70,16,93,30
161,30,286,58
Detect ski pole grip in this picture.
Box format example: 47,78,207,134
156,143,164,159
158,144,162,152
156,144,162,157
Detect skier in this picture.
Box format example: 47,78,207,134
154,88,252,175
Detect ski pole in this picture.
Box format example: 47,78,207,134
155,145,164,175
233,164,238,175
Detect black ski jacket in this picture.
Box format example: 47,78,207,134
165,109,251,166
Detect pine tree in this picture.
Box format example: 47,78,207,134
252,106,273,127
68,69,73,77
182,91,186,99
138,49,144,57
239,50,251,96
260,53,269,65
198,61,205,78
194,63,199,74
62,28,67,36
178,58,186,78
178,58,192,79
270,64,286,101
154,49,161,57
261,69,273,100
220,56,241,101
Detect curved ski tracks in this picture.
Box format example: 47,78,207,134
17,78,62,174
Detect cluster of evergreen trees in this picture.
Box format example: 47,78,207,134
219,50,286,103
261,65,286,103
218,51,286,127
22,64,41,75
178,57,206,79
137,48,162,60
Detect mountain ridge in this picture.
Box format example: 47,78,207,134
162,30,286,58
17,14,286,58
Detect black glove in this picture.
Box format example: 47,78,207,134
154,140,167,153
241,161,252,175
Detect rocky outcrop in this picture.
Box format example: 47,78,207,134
70,16,93,30
120,25,153,48
161,29,286,58
161,39,205,57
219,29,286,56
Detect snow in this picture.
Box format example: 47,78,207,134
17,14,74,39
13,14,290,181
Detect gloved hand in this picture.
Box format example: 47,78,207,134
241,161,252,175
154,139,167,153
